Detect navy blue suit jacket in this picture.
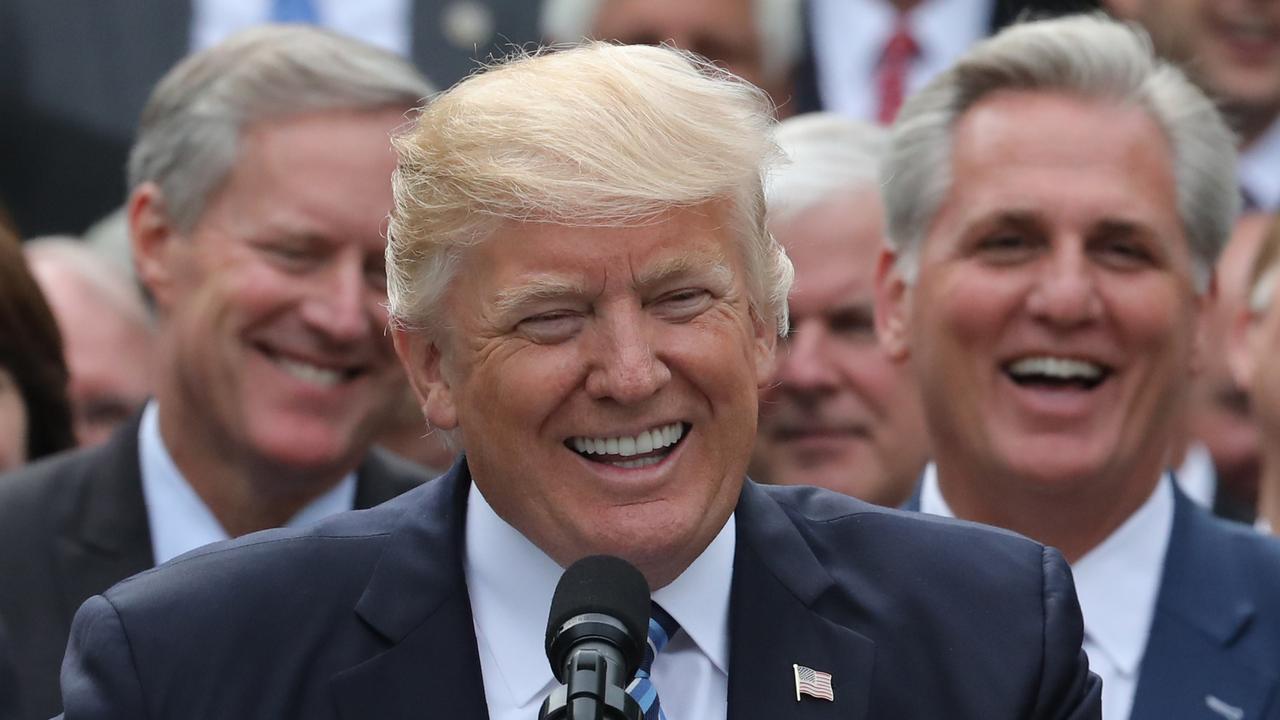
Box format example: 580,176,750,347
59,461,1100,718
905,480,1280,718
1130,487,1280,719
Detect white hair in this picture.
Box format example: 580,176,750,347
539,0,802,84
881,13,1239,291
766,113,887,225
387,42,793,338
128,25,433,232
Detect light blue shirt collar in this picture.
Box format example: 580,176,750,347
138,400,357,564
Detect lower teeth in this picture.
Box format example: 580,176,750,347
610,455,663,469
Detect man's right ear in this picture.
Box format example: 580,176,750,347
392,328,459,431
129,183,180,310
874,248,912,362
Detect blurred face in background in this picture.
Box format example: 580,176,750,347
1184,214,1270,503
0,368,28,472
592,0,776,100
1107,0,1280,141
755,190,929,506
27,257,155,447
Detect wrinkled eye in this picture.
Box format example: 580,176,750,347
653,288,712,321
1095,239,1155,269
517,311,584,344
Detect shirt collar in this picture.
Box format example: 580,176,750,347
464,481,735,707
138,400,357,564
1071,478,1172,677
920,462,1173,676
1240,117,1280,211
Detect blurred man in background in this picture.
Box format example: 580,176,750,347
0,27,434,720
878,15,1280,720
1106,0,1280,212
753,113,929,506
540,0,802,113
1230,214,1280,533
25,238,156,448
1173,213,1272,520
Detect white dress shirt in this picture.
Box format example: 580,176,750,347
920,464,1173,720
465,481,734,720
190,0,412,56
138,401,357,564
1240,117,1280,211
809,0,991,121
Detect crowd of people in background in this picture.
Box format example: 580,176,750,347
1,0,1278,718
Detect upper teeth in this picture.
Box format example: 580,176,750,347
572,423,684,457
275,357,344,387
1008,357,1103,380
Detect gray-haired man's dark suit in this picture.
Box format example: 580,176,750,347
0,417,430,720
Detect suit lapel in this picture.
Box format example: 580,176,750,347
728,482,874,720
1130,489,1270,720
54,419,155,622
331,461,490,719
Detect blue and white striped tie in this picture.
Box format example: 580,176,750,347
627,603,681,720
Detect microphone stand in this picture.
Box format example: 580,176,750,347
538,648,642,720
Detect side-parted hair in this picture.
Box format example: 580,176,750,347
539,0,802,85
882,13,1239,290
766,113,887,225
1248,215,1280,314
128,25,434,233
0,228,74,461
387,42,793,338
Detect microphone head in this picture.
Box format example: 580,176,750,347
545,555,650,678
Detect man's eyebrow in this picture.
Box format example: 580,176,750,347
492,276,589,315
634,251,734,289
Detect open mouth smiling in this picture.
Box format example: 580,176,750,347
1002,356,1112,391
565,422,689,469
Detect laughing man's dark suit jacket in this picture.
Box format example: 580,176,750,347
0,417,430,720
906,480,1280,719
57,459,1101,719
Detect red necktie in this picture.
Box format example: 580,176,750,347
876,17,919,125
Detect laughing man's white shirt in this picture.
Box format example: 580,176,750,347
466,480,733,720
920,463,1173,720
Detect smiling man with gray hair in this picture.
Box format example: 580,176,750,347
877,13,1280,720
0,26,435,720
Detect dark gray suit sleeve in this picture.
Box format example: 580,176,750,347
1034,546,1102,720
59,595,147,719
0,615,19,720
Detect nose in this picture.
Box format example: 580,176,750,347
584,306,672,405
302,257,378,345
1025,241,1103,329
775,319,837,395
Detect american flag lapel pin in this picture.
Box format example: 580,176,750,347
793,663,835,702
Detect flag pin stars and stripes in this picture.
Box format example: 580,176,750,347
793,664,835,702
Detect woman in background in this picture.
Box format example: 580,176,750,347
0,226,73,471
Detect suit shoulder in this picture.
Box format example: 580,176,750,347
0,445,103,539
106,484,428,607
763,483,1044,553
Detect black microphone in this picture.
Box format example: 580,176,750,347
538,555,650,720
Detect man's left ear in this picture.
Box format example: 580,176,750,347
752,306,779,386
392,328,459,431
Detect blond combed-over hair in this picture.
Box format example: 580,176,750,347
387,42,793,337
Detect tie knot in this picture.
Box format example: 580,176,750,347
882,23,919,62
